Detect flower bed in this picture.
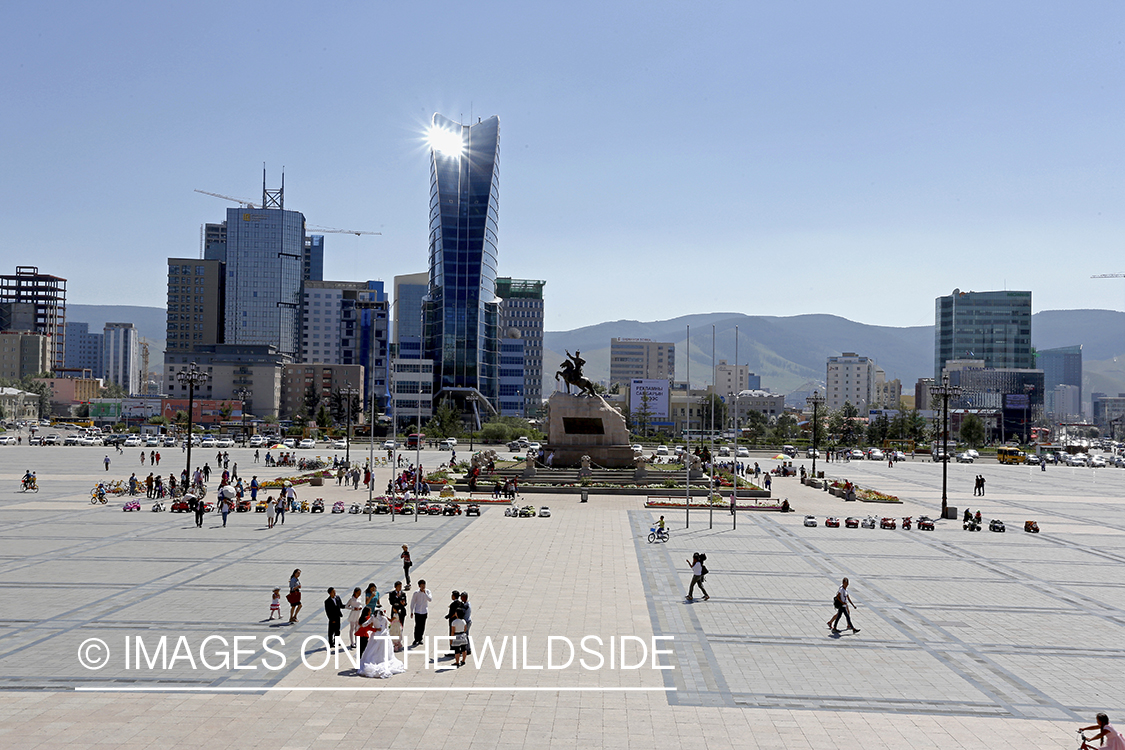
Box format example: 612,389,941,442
644,495,783,510
260,470,333,489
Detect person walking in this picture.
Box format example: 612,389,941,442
104,455,111,472
686,553,709,602
400,544,413,590
409,579,432,648
978,474,985,496
276,492,286,525
459,591,472,654
287,569,302,623
140,451,146,465
266,496,276,529
345,587,365,649
218,485,235,527
324,588,344,651
827,577,860,634
193,491,206,528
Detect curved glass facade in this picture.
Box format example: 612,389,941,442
423,114,501,408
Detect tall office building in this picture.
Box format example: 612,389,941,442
934,289,1032,379
103,323,140,394
63,322,103,377
303,235,324,282
223,200,305,358
393,273,428,349
609,339,675,386
1036,344,1082,417
166,259,225,354
826,353,876,411
203,222,227,261
422,113,502,420
0,266,67,371
496,277,545,416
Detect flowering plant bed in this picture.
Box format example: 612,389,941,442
644,495,783,510
260,470,333,489
857,489,901,503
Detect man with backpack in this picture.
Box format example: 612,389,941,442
686,552,709,602
827,577,860,634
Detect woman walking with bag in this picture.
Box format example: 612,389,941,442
287,569,303,623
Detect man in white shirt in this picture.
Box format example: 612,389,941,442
409,579,432,648
828,577,860,634
686,553,709,602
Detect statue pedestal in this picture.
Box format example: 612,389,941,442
545,392,634,469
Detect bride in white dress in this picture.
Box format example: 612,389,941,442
358,609,405,679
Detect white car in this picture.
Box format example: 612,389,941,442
163,435,177,447
848,449,865,460
956,452,974,463
1090,455,1107,468
867,448,885,461
528,442,541,452
382,440,399,450
215,438,235,449
655,445,669,456
805,448,820,459
966,449,980,459
1066,453,1088,467
736,447,750,458
283,438,296,449
332,439,348,449
200,438,217,448
445,437,458,446
538,507,551,518
0,435,16,445
718,446,731,457
145,436,160,447
803,515,818,527
631,444,643,452
297,438,315,449
124,436,142,447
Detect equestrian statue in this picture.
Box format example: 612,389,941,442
555,350,598,397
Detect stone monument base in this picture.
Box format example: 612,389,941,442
543,445,637,470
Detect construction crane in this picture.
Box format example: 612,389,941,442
307,225,381,236
1092,273,1125,309
194,191,380,235
194,189,260,208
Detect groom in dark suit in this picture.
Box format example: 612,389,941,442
324,588,344,650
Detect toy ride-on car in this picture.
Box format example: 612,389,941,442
825,517,840,528
310,499,324,513
332,501,345,513
504,506,517,517
539,506,551,517
901,516,912,530
255,500,267,512
861,516,877,529
844,517,860,528
348,503,361,514
1024,520,1039,533
465,503,481,517
171,499,190,513
880,517,897,530
442,503,461,516
237,499,252,512
803,515,818,527
989,519,1006,533
123,499,141,512
963,518,981,531
917,516,935,531
519,505,537,517
427,503,443,516
151,499,166,512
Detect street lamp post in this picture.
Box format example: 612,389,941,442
806,391,825,480
176,363,210,490
930,374,962,514
341,385,359,468
235,387,250,445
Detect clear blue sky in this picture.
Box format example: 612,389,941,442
4,1,1123,330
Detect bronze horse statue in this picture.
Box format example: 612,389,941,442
555,350,598,397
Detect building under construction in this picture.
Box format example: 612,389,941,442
0,266,67,371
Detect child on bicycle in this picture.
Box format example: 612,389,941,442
1079,713,1125,750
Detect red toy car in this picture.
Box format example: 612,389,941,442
825,517,840,528
917,516,935,531
880,517,897,530
844,517,860,528
171,499,189,513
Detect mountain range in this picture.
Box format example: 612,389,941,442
65,305,1125,402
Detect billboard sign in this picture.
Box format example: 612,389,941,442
1005,394,1029,410
630,379,669,420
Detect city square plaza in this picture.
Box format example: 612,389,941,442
0,445,1122,749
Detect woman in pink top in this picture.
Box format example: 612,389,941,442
1080,713,1125,750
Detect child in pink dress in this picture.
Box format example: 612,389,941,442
269,588,281,620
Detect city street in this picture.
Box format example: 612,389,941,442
0,445,1122,748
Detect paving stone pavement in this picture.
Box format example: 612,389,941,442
0,446,1121,747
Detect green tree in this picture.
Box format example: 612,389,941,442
172,411,189,429
773,413,798,441
426,398,463,438
100,382,128,399
303,384,321,417
218,401,234,421
315,403,332,430
866,413,890,445
741,410,768,444
697,394,727,434
479,421,511,443
830,402,863,446
959,413,985,447
633,390,653,435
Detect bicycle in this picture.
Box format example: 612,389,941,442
648,526,670,544
1077,731,1099,749
89,487,108,504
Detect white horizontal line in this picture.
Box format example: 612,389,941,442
75,686,676,693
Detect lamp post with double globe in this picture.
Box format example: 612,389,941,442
806,391,825,481
930,374,962,514
176,363,210,490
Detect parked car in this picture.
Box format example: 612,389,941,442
655,445,669,456
867,448,885,461
0,436,16,445
297,438,316,449
283,438,296,448
249,435,266,448
200,437,217,448
124,436,142,447
382,440,399,450
736,447,750,458
803,515,817,527
782,445,797,458
538,506,551,518
956,452,975,463
1090,455,1107,468
163,435,177,447
332,439,348,450
43,434,59,445
439,438,456,451
215,437,235,448
805,447,820,459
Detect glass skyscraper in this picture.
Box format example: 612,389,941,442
423,113,502,414
934,289,1032,379
223,206,305,357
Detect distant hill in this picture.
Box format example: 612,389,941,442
542,309,1125,402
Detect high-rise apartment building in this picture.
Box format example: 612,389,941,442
300,280,388,408
610,339,675,386
280,363,364,420
422,113,502,420
496,277,545,416
223,204,305,358
203,222,227,261
0,266,66,371
0,331,50,380
103,323,140,394
63,322,103,377
872,367,902,409
165,344,287,419
934,289,1032,379
166,259,225,354
826,353,875,411
1036,345,1082,417
714,360,759,399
